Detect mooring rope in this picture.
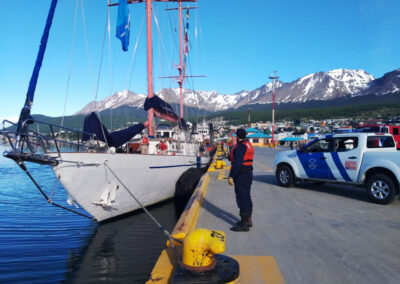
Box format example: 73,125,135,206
103,161,184,261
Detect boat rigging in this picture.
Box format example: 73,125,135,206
0,0,213,222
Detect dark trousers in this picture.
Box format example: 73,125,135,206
233,171,253,215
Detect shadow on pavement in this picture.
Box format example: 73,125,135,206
297,182,369,202
253,174,277,184
254,173,372,203
202,198,240,226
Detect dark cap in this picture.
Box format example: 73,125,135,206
236,128,246,139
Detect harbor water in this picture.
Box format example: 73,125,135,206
0,144,179,283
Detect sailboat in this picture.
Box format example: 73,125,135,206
0,0,212,222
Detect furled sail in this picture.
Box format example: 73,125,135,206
82,112,144,148
144,95,187,128
16,0,58,133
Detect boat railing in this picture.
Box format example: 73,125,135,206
0,118,104,160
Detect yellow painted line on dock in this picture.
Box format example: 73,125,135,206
170,173,210,241
231,255,285,284
146,247,178,283
147,174,210,284
217,171,228,180
147,252,285,284
147,160,285,284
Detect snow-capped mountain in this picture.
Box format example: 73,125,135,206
156,88,246,111
362,69,400,96
75,90,147,115
75,69,399,115
235,69,374,107
75,89,248,114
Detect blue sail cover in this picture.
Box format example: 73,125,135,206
82,112,112,145
82,112,144,148
144,95,187,128
116,0,130,51
109,123,145,148
17,0,58,132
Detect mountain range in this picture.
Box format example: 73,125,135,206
75,68,400,115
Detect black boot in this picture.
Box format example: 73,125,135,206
234,213,252,228
231,213,251,232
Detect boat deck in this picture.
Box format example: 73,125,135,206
148,146,400,283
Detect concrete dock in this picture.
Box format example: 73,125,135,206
149,146,400,283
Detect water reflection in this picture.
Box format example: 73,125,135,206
64,201,178,283
0,144,179,283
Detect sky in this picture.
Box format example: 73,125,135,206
0,0,399,121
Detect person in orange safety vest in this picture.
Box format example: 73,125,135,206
140,134,149,154
228,128,254,232
158,138,167,155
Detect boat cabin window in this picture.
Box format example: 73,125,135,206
157,132,170,138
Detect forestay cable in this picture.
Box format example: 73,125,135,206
107,0,114,131
81,0,109,147
80,0,97,104
128,15,145,91
61,0,79,128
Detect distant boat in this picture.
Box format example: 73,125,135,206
1,0,212,222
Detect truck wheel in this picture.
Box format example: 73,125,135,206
276,165,295,187
366,174,396,205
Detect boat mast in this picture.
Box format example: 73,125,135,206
162,1,203,123
146,0,155,136
178,1,183,119
112,0,199,134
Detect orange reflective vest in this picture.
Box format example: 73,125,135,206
160,141,167,150
230,140,254,166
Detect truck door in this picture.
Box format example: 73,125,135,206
330,137,361,182
297,138,333,179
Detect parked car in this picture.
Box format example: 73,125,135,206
273,133,400,204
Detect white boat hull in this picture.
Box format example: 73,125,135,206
53,153,208,221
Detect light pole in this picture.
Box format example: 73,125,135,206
269,71,279,145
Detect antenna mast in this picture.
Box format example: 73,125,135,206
162,1,205,120
110,0,200,133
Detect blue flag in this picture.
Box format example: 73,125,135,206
116,0,130,51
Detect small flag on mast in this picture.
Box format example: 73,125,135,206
116,0,130,51
183,9,189,75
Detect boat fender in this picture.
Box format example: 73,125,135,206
172,228,239,283
174,168,203,215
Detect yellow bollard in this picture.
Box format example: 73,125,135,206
215,159,223,169
172,228,240,283
182,228,225,271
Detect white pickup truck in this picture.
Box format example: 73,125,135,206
274,133,400,204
